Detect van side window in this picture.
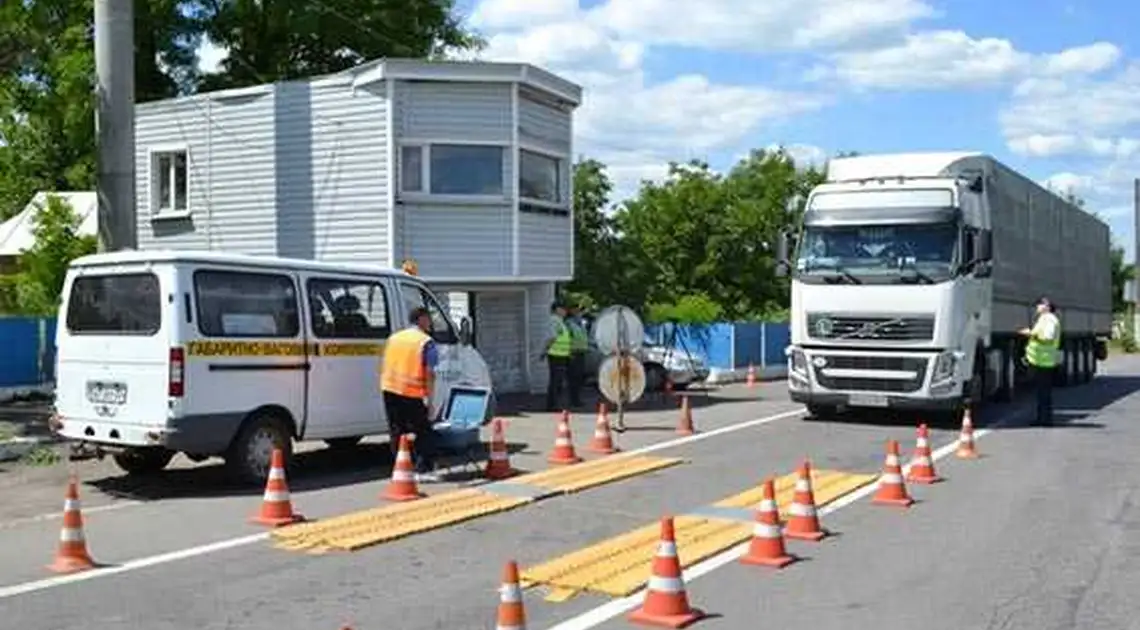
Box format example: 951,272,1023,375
193,270,300,338
398,282,458,345
306,278,391,339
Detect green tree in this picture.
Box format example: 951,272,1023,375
12,195,98,315
1110,244,1134,314
197,0,484,90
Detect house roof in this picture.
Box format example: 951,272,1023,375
0,191,98,256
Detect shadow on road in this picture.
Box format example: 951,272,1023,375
84,440,532,502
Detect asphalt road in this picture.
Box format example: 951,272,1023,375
1,360,1139,630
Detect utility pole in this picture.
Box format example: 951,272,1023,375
94,0,137,251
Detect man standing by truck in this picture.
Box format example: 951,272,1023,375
1020,296,1062,426
381,306,442,481
544,301,574,411
567,304,590,408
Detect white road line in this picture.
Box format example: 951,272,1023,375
0,406,805,601
546,406,1030,630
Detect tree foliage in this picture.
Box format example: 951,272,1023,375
7,196,98,315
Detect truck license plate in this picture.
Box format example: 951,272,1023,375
86,381,127,405
849,393,888,407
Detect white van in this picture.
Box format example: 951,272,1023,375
52,250,495,484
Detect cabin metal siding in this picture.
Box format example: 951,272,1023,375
135,93,279,254
393,80,515,277
518,95,571,154
518,213,572,278
276,81,390,263
526,282,557,394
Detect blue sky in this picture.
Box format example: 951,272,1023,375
202,0,1140,259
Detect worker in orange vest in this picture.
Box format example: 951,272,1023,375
381,306,442,482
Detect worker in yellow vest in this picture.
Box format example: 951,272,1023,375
567,304,589,408
381,306,442,481
1019,296,1061,426
543,301,573,411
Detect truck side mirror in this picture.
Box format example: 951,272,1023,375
458,317,473,346
775,232,791,277
976,230,993,262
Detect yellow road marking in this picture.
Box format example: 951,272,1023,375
520,469,877,601
502,454,685,494
269,455,684,554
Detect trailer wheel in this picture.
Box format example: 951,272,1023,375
226,411,293,486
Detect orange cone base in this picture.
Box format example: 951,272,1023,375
547,453,582,465
872,495,914,508
249,512,305,527
628,606,706,629
47,555,96,574
955,449,979,459
783,528,827,542
906,471,942,484
676,427,695,436
588,444,619,455
485,464,514,480
383,488,425,501
739,551,797,569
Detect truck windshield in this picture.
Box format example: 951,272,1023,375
795,222,958,284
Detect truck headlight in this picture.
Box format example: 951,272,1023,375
788,348,808,375
931,351,963,383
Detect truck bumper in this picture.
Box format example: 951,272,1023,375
786,346,963,412
789,389,961,411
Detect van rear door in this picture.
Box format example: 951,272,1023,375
56,266,173,444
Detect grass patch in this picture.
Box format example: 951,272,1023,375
20,445,61,467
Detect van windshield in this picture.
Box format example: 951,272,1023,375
65,273,162,335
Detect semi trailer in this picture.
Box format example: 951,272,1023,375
775,152,1113,419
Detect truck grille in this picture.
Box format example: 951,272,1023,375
807,313,935,342
812,355,928,393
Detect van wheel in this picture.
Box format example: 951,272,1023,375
226,412,293,486
112,448,174,476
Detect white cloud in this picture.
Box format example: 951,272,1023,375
585,0,935,53
472,1,831,201
824,31,1123,90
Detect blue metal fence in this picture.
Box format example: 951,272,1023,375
0,317,55,387
644,321,790,371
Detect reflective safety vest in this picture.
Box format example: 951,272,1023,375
381,327,431,397
569,319,589,353
548,317,572,358
1025,313,1062,368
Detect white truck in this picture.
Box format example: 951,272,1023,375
775,152,1113,419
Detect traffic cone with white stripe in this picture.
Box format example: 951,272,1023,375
746,364,756,388
547,410,582,465
383,434,425,501
739,478,797,568
47,475,97,574
782,459,828,542
956,407,979,459
485,418,515,480
872,439,914,507
587,403,618,454
495,560,527,630
628,516,705,628
906,423,942,484
250,447,304,526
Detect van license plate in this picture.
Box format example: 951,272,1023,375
849,393,888,407
87,381,127,405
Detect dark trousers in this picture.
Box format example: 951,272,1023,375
383,391,438,472
568,352,586,407
546,355,571,411
1030,365,1055,425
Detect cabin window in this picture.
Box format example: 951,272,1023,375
306,278,392,340
398,281,458,345
519,149,562,204
399,143,505,196
150,149,189,215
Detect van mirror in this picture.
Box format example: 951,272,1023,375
976,230,993,262
458,317,473,346
774,231,792,278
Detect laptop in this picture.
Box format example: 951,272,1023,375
434,386,491,431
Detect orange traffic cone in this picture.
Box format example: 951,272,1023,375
383,434,425,501
547,410,582,465
47,475,97,574
588,403,619,454
627,516,705,628
872,439,914,507
486,418,515,480
783,459,828,541
746,364,756,388
495,560,527,630
250,447,305,526
906,423,941,484
675,396,695,436
663,377,674,396
739,478,797,568
955,407,979,459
